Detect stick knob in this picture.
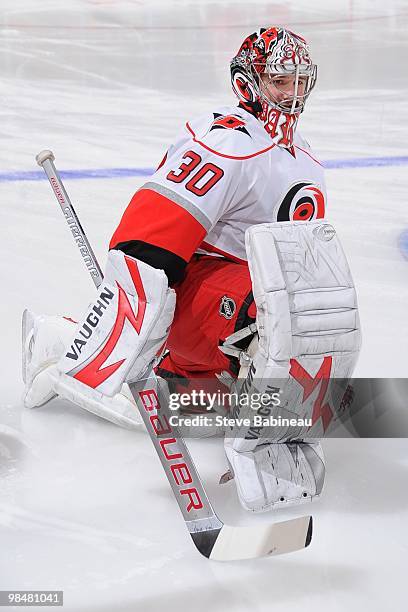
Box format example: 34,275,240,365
36,150,55,166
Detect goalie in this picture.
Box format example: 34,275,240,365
22,27,361,513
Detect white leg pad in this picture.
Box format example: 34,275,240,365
224,440,325,512
21,310,143,429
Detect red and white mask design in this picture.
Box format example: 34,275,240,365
230,27,317,148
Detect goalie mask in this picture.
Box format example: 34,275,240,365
230,27,317,146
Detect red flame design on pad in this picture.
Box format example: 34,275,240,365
289,356,333,431
74,257,146,389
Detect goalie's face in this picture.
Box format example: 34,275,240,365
259,71,310,114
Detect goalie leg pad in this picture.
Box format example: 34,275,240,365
224,439,325,512
227,220,361,452
22,310,142,428
22,309,76,408
51,373,143,430
58,250,176,396
224,220,360,510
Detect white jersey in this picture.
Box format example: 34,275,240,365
110,104,326,268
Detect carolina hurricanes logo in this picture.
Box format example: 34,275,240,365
210,113,250,136
231,71,257,103
277,182,325,222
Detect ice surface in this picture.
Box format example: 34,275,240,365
1,1,407,610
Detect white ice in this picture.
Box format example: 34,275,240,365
1,1,408,611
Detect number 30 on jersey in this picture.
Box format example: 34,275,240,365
166,150,224,197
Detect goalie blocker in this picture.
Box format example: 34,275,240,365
223,220,361,512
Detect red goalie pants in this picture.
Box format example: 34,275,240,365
157,255,256,383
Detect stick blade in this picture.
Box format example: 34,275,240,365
200,515,312,561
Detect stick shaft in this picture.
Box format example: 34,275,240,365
128,372,221,530
36,150,103,288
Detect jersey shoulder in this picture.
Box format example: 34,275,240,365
293,131,323,165
185,105,274,160
293,130,311,148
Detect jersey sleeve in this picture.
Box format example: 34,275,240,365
110,116,244,284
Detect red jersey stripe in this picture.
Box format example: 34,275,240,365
295,145,323,166
185,122,275,160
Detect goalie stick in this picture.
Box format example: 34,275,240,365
36,149,313,561
35,150,103,289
